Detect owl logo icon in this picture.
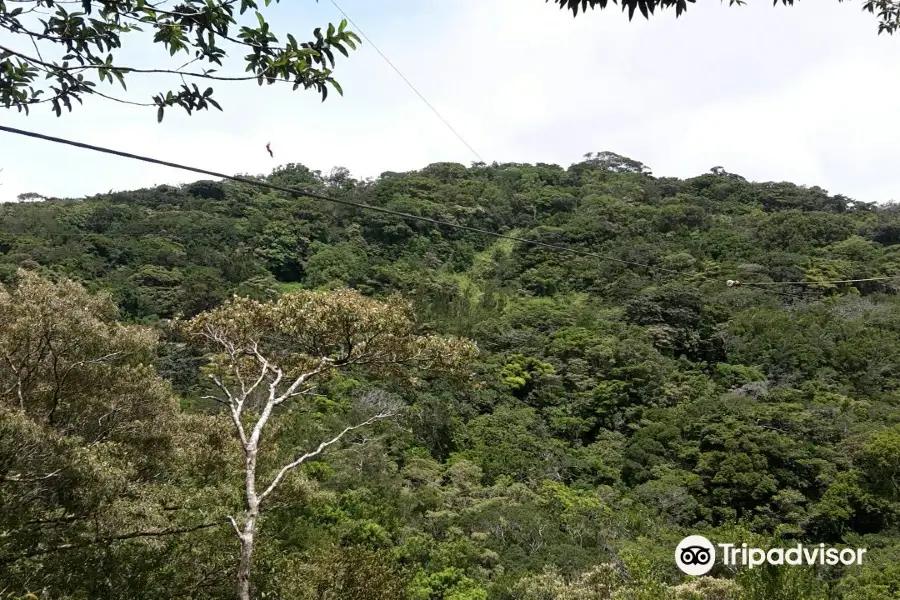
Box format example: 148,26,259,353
676,535,716,575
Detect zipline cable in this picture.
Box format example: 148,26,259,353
327,0,485,164
727,276,900,288
0,123,678,274
4,124,896,292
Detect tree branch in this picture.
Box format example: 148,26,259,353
0,468,62,483
0,521,220,565
227,515,241,538
272,360,332,406
230,404,248,448
0,44,289,82
242,340,271,400
258,411,396,502
200,394,230,407
209,374,235,405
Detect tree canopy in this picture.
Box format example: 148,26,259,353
0,0,360,121
181,289,476,599
550,0,900,34
2,154,900,598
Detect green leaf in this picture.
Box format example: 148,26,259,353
157,106,164,122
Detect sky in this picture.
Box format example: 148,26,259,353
1,0,899,204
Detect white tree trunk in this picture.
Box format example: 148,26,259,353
235,440,261,600
236,511,257,600
206,349,396,600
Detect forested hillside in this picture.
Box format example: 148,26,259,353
2,152,900,599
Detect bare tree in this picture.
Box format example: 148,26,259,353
183,289,476,600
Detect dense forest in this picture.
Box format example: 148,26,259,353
2,152,900,599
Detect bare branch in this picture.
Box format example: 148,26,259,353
205,373,248,446
209,374,235,405
230,406,248,448
0,521,220,565
272,361,332,406
245,366,284,449
242,340,272,400
0,44,287,83
0,468,62,483
227,515,241,538
60,352,124,378
240,360,330,466
199,394,231,408
87,87,155,107
258,410,397,502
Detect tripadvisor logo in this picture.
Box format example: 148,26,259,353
675,535,867,575
676,535,716,576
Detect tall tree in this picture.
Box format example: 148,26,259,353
182,289,476,600
0,270,228,597
0,0,361,121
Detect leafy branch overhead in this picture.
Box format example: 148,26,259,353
0,0,361,121
549,0,900,34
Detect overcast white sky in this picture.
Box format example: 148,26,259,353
1,0,898,204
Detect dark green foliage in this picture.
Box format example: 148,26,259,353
2,155,900,598
548,1,900,35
